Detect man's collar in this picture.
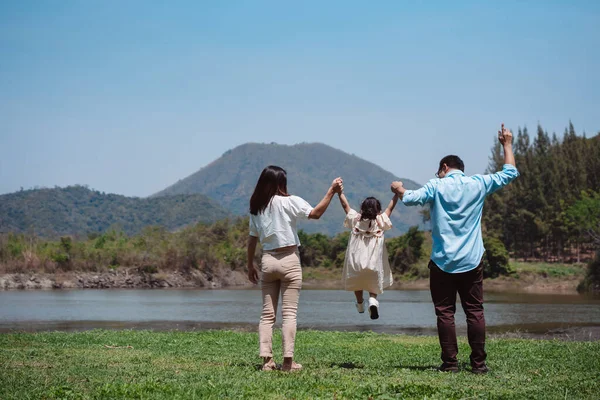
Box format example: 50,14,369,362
446,169,464,177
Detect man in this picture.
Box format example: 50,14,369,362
391,125,518,374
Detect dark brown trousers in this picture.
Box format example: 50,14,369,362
429,260,487,369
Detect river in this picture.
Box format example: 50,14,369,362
1,289,599,338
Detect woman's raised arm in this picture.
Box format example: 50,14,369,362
308,177,343,219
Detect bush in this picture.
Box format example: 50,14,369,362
140,265,159,274
482,237,511,278
386,226,424,273
577,250,600,294
4,234,26,259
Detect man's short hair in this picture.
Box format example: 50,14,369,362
439,155,464,173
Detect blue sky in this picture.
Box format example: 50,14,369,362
1,0,599,197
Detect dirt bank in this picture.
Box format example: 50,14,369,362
0,269,582,294
0,267,249,290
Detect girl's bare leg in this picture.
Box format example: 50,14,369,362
354,290,364,304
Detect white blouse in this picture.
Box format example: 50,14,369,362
249,195,314,251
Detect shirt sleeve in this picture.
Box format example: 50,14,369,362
287,195,314,220
376,213,393,231
402,180,437,206
248,216,258,237
475,164,520,196
344,209,359,229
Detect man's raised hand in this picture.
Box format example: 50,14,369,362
498,123,513,146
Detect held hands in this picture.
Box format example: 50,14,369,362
247,264,259,284
498,123,513,146
391,181,405,195
331,177,344,194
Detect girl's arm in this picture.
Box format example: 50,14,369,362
308,177,343,219
247,236,259,284
338,193,351,215
384,194,399,217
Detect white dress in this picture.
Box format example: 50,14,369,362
342,209,394,294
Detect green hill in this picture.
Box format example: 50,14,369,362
0,186,230,237
154,142,425,236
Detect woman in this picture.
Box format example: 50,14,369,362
247,165,342,372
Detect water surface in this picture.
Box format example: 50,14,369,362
1,289,599,335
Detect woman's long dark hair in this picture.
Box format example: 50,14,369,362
249,165,290,215
360,197,381,221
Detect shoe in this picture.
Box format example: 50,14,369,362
355,300,365,313
281,362,302,372
261,359,278,371
368,297,379,320
471,365,489,374
438,363,459,373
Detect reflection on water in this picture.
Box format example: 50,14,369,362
0,289,599,335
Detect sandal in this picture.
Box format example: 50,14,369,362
281,362,303,372
261,359,278,371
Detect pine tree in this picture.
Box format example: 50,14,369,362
483,122,599,262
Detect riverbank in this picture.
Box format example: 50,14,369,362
1,330,598,399
0,267,248,290
304,261,588,294
0,261,588,293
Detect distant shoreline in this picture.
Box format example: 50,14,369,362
0,266,584,294
303,277,582,294
0,268,249,291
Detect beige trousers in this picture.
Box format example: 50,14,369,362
258,248,302,358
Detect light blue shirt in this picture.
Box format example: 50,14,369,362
402,164,519,273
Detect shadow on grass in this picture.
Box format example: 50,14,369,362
395,362,475,373
330,362,364,369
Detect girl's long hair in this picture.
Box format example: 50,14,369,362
360,197,381,221
249,165,290,215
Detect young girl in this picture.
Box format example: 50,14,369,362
337,191,399,319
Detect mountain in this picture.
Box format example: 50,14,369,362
0,185,230,237
154,143,425,236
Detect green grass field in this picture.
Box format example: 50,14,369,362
303,260,587,289
1,330,599,399
510,261,587,278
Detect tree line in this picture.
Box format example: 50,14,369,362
0,185,229,236
0,218,429,278
1,215,518,287
483,122,600,263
